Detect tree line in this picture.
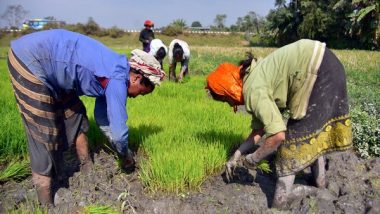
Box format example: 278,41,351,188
209,0,379,50
264,0,380,49
1,1,379,50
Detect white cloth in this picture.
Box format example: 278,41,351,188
168,39,190,63
148,39,168,57
129,49,166,85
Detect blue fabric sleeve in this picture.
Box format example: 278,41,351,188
97,79,129,157
94,96,109,127
94,97,114,142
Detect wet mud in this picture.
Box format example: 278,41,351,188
1,149,379,213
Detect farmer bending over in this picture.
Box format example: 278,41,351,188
205,39,352,209
168,39,190,82
148,38,168,69
7,29,165,206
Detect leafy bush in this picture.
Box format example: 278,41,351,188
249,33,276,47
64,23,86,35
82,17,101,36
161,25,183,36
42,22,65,30
64,18,108,37
20,28,37,35
107,26,124,38
351,103,380,158
0,30,6,40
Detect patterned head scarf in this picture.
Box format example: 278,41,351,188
129,49,166,85
206,63,244,105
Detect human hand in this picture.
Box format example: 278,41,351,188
122,149,135,170
225,159,238,183
243,154,257,170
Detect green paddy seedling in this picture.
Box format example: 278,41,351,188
0,42,379,194
257,160,272,174
0,157,30,182
82,204,119,214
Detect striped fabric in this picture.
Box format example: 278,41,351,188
7,49,88,175
130,49,166,85
8,48,87,148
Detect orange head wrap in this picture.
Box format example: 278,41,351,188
206,63,244,105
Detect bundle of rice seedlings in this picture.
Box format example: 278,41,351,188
0,158,30,182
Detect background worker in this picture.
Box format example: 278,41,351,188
168,39,190,82
139,20,155,52
148,38,168,69
7,29,165,206
206,39,353,209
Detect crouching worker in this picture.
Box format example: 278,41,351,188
148,38,168,69
168,39,190,82
205,39,353,209
7,29,165,206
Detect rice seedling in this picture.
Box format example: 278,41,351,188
7,206,48,214
0,156,30,182
257,160,272,174
125,77,251,193
81,204,119,214
0,59,28,159
0,37,379,194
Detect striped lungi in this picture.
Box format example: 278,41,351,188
276,48,353,177
7,49,89,176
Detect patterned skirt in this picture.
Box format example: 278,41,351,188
276,48,353,177
7,49,89,176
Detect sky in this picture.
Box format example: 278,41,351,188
0,0,276,29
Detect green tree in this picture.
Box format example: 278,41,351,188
229,24,239,32
265,0,379,49
171,19,187,29
214,14,227,29
298,0,333,40
266,1,300,45
234,12,265,34
349,0,380,49
80,17,105,36
161,19,186,36
275,0,287,8
235,17,244,31
243,11,264,34
328,0,354,47
191,21,202,27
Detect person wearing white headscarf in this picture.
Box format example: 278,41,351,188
7,29,166,206
148,39,168,69
96,48,165,167
130,49,166,85
168,39,190,82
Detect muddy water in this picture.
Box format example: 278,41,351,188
1,150,379,213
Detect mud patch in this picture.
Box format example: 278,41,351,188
1,150,379,213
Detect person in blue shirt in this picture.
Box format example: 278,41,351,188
7,29,165,206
